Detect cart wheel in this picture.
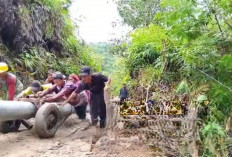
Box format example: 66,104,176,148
35,103,61,138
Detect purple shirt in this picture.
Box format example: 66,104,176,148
43,81,76,101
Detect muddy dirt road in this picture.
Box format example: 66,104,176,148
0,114,154,157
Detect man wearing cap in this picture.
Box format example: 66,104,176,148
40,72,89,119
0,62,23,100
65,66,111,128
39,72,76,102
17,80,52,98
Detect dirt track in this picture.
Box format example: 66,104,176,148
0,113,154,157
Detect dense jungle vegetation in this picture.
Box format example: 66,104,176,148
1,0,232,156
112,0,232,156
0,0,101,84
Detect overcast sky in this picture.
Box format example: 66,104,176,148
69,0,130,43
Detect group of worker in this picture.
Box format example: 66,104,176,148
0,62,110,128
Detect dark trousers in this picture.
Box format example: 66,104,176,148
90,93,106,126
74,103,87,119
120,97,127,105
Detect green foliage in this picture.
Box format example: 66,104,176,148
196,95,208,103
130,24,166,52
176,80,190,95
36,0,76,53
20,48,56,77
217,55,232,84
37,0,70,11
62,18,76,40
110,57,132,96
209,84,232,123
127,25,166,76
109,43,128,57
128,43,160,73
19,6,31,17
45,22,55,39
0,0,101,82
201,122,228,157
117,0,161,28
90,43,116,75
19,48,81,78
116,0,232,156
138,66,156,87
79,46,102,72
65,35,81,53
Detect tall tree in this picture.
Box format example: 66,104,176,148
117,0,161,29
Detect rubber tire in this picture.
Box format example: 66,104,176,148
0,120,21,133
35,103,61,138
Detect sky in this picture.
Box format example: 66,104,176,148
69,0,130,43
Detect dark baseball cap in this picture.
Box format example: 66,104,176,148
31,80,42,92
52,71,65,79
31,80,41,88
80,66,91,76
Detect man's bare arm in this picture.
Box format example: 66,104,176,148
62,91,77,105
